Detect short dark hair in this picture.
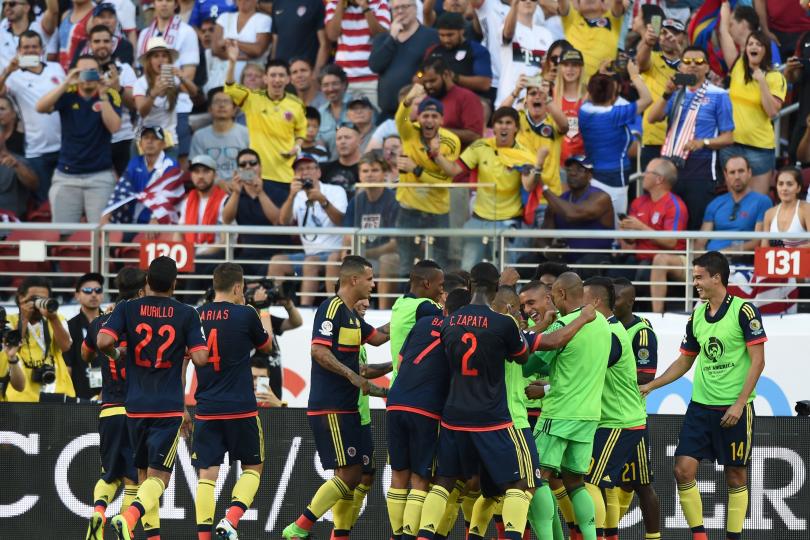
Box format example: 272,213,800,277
237,148,261,164
359,149,390,171
410,259,442,285
445,288,472,314
732,5,760,30
250,355,270,370
611,276,634,291
17,276,52,298
206,86,229,105
213,262,244,292
88,24,113,38
340,255,372,280
18,30,42,48
289,56,313,69
147,256,177,293
491,106,520,126
587,73,617,104
470,262,500,294
693,251,730,286
444,270,470,294
75,272,104,291
533,262,570,281
116,267,147,300
682,45,708,61
305,106,321,123
724,154,751,172
265,58,290,74
319,63,348,85
519,280,549,295
584,276,616,311
420,56,451,76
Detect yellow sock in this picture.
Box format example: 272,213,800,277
231,469,261,509
122,485,139,514
332,489,356,533
385,487,409,536
135,476,165,523
418,485,450,535
677,481,704,529
307,477,351,519
436,483,463,536
604,487,620,529
727,486,748,536
195,479,216,531
645,533,662,540
469,495,499,537
461,489,481,525
501,489,531,537
92,478,120,514
402,489,427,537
617,488,634,519
142,498,161,537
585,483,606,529
553,485,576,526
351,483,371,526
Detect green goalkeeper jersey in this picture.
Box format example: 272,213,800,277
357,346,370,426
505,358,530,429
599,317,647,429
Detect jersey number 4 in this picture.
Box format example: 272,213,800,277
460,332,479,376
206,329,222,372
134,323,176,368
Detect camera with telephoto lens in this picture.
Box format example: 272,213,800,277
0,307,22,348
244,278,297,309
31,296,59,313
31,360,56,384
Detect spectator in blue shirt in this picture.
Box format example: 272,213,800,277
647,46,735,231
423,12,492,97
188,0,237,28
36,55,122,223
579,61,651,216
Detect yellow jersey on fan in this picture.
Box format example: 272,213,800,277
562,8,623,81
641,52,680,146
516,111,563,204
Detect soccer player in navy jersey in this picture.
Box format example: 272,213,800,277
193,263,273,540
386,288,472,540
98,256,209,540
82,267,147,540
283,255,391,540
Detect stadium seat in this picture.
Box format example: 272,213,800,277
52,230,93,274
25,201,52,223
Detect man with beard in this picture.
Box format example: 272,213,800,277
290,58,327,108
175,155,229,264
417,56,483,147
72,3,136,66
424,12,492,97
393,83,460,275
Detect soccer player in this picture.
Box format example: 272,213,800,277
99,256,209,540
641,252,766,540
524,272,611,540
387,289,470,540
82,267,147,540
612,277,661,533
282,256,390,540
581,277,658,540
193,263,273,540
389,259,445,382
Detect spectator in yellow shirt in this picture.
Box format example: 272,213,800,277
558,0,625,81
4,277,74,402
432,106,535,269
224,42,307,206
394,83,461,276
720,30,787,195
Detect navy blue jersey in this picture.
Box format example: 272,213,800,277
195,302,270,418
623,315,659,377
440,304,528,429
100,296,207,417
83,312,127,406
309,296,376,413
387,315,450,417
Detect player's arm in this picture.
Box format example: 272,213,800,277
365,322,390,346
639,353,695,397
361,362,393,379
534,304,597,351
721,303,767,427
634,327,658,386
97,303,125,355
312,344,367,391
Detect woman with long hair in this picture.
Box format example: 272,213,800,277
761,167,810,248
722,30,787,194
554,48,587,164
133,38,197,157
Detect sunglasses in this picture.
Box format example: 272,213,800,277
238,160,259,168
681,57,706,66
338,121,359,132
728,201,741,222
81,287,103,294
548,55,561,65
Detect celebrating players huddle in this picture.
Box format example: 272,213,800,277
81,250,766,540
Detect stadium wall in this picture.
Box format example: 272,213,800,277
0,406,808,539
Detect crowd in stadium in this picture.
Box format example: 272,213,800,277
1,0,810,308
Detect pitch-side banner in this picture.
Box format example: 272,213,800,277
0,406,808,539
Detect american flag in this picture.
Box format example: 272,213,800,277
103,163,187,224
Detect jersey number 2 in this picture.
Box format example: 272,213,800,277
460,332,479,376
207,329,221,372
134,323,176,368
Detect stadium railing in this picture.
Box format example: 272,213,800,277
1,222,808,310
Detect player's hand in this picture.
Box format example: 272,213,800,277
580,303,596,322
367,382,388,398
2,342,20,359
638,383,652,397
396,155,416,173
720,403,744,428
181,409,193,439
525,380,549,400
351,372,370,394
537,310,556,331
499,266,520,287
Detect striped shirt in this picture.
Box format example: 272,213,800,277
325,0,390,83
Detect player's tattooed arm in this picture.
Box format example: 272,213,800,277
360,362,393,379
534,304,597,351
366,323,391,346
639,353,696,397
312,344,368,393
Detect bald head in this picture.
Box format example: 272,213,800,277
492,286,519,313
551,271,583,315
648,158,678,188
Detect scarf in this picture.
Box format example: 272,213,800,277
661,79,709,167
183,186,228,244
138,15,182,58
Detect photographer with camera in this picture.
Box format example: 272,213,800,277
0,307,25,401
4,276,74,402
64,272,104,400
266,154,348,307
245,279,302,402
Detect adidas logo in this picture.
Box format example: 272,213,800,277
506,522,514,528
205,518,213,524
426,523,435,530
404,525,411,532
602,475,612,483
192,452,197,458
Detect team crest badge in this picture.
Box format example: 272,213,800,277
651,212,660,224
703,337,725,362
540,124,553,137
284,110,293,121
363,455,370,465
535,468,542,479
319,320,333,336
297,6,306,16
637,348,650,363
749,319,762,334
455,50,467,61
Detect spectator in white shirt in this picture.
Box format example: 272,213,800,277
212,0,272,83
0,30,64,203
0,0,55,70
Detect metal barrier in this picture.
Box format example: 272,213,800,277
2,223,809,312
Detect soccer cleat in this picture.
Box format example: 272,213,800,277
110,515,134,540
85,511,104,540
281,522,310,539
215,517,239,539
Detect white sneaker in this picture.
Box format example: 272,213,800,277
214,517,238,540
